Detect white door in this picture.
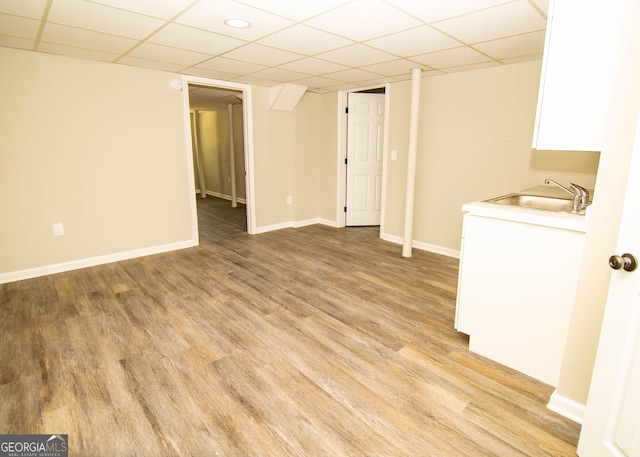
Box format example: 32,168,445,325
345,92,385,226
577,0,640,454
577,113,640,456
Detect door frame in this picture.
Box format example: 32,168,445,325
180,75,256,236
336,83,390,232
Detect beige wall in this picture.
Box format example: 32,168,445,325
292,93,321,222
293,92,339,223
318,93,339,222
250,85,293,228
0,48,194,278
384,60,599,252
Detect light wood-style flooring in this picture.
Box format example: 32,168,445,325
0,197,580,456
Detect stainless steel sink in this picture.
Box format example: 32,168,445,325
484,193,577,213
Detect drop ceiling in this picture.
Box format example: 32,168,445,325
0,0,549,93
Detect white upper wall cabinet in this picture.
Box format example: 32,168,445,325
532,0,624,151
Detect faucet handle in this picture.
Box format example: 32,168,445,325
570,183,590,210
570,183,587,194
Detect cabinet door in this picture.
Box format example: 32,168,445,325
455,214,585,386
532,0,622,151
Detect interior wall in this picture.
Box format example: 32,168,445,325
292,93,321,222
194,105,246,201
0,47,194,279
318,93,340,222
292,92,338,224
384,60,599,252
250,85,294,229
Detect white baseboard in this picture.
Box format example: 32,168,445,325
547,389,585,424
203,190,247,204
251,223,459,258
254,218,339,234
293,218,321,228
254,221,294,234
0,239,197,284
318,218,339,228
380,233,460,259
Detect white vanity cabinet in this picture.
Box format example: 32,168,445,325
455,206,586,386
532,0,623,151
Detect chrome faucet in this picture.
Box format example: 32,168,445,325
544,178,590,213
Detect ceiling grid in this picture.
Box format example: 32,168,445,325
0,0,549,93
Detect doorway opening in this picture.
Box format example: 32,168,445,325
181,76,255,239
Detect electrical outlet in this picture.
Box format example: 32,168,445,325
53,223,64,236
391,149,398,160
287,196,292,205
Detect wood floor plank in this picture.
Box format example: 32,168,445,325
0,197,580,456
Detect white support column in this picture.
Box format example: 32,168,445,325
192,111,207,199
228,104,238,208
402,68,422,257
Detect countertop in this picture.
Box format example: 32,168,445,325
462,185,590,233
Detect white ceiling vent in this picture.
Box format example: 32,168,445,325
269,84,308,111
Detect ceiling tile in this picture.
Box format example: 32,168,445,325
117,55,187,72
440,61,501,73
247,67,311,83
0,0,47,18
365,25,461,57
278,57,349,75
434,0,546,44
360,59,428,77
359,76,396,87
89,0,196,20
37,41,120,62
315,44,397,67
256,24,353,56
176,0,293,41
128,42,212,67
306,0,422,41
411,46,492,69
0,0,550,92
324,81,363,92
397,68,444,79
149,23,246,56
0,13,40,39
0,35,34,50
196,57,267,75
501,52,543,64
388,0,513,22
236,0,350,21
41,23,138,54
291,75,347,90
221,43,303,67
48,0,164,39
195,56,266,74
185,66,240,81
323,68,385,83
473,29,545,60
233,74,280,86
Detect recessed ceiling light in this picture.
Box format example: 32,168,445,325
224,18,251,29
